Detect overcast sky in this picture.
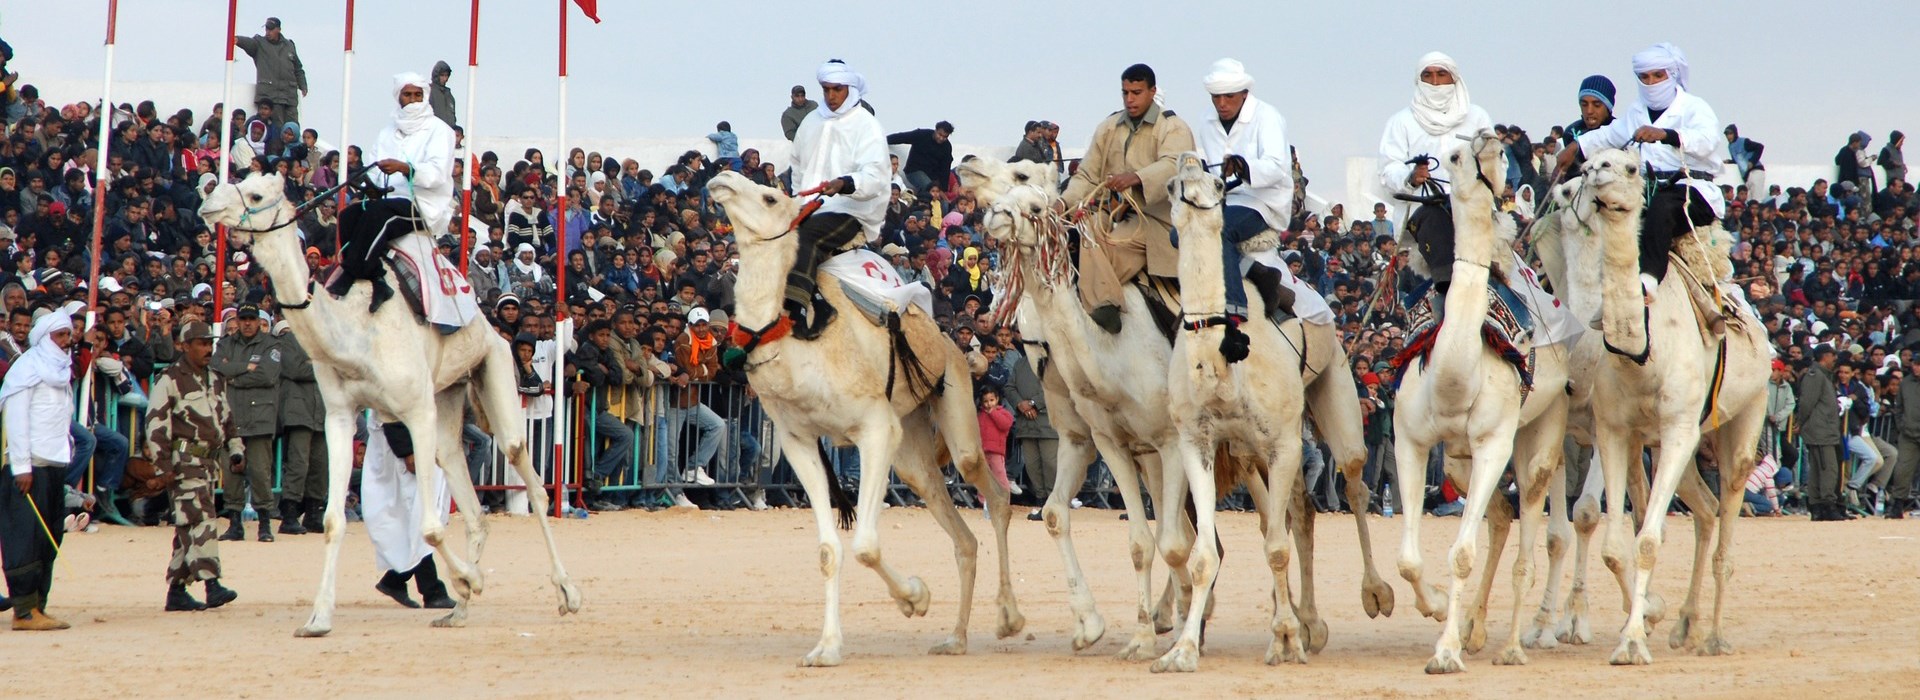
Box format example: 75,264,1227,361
9,1,1918,178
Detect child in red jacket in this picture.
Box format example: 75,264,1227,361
976,387,1013,493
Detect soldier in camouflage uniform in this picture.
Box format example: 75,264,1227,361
145,321,244,611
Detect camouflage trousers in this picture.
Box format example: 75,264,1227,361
167,520,222,584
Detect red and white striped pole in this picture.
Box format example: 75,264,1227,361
335,0,356,258
457,0,480,275
84,0,119,326
213,0,235,328
550,0,571,517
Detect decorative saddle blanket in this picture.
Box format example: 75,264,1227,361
1391,279,1539,401
820,248,934,325
387,234,481,334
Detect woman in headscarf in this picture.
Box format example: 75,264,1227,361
0,311,77,630
1558,42,1724,284
240,118,271,164
946,245,993,311
1377,52,1494,291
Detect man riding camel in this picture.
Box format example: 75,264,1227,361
783,59,890,340
1188,58,1303,326
328,72,457,312
1062,63,1194,334
1377,52,1492,298
1565,75,1616,144
1557,43,1728,327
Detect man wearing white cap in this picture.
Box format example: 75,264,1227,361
1558,42,1725,287
1192,58,1296,326
785,59,890,340
329,71,457,312
1378,52,1492,293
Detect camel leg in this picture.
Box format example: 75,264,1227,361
847,421,931,622
1496,409,1565,666
1461,467,1511,657
1305,358,1394,618
1393,431,1447,621
1524,440,1573,649
401,403,482,629
1262,428,1309,665
1557,450,1605,645
937,382,1025,640
1701,417,1763,657
1610,419,1702,667
1140,451,1189,637
1668,457,1718,651
1598,435,1640,622
430,390,488,629
1290,475,1328,654
1096,437,1163,662
295,405,359,638
478,330,580,615
1151,434,1221,674
783,429,848,668
1425,414,1520,675
1042,430,1107,651
892,411,977,656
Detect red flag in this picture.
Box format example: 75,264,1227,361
572,0,600,22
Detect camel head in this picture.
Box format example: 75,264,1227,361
978,179,1051,250
1166,152,1225,215
706,171,801,256
955,157,1057,209
1441,129,1508,212
197,172,298,246
1578,149,1645,225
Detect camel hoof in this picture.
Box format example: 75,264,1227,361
556,580,583,615
1463,616,1489,654
1556,605,1593,645
1697,635,1734,657
928,636,968,656
1493,644,1529,666
293,623,331,638
896,577,931,618
1609,637,1653,666
1521,624,1559,650
1420,584,1449,621
1072,612,1108,651
1643,591,1667,628
997,607,1026,639
1424,648,1466,675
1153,611,1176,635
1115,630,1158,662
1363,579,1396,619
1668,612,1695,650
1150,641,1200,673
1302,615,1330,655
1264,620,1308,665
430,611,467,628
800,644,844,668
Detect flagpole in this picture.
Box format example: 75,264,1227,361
550,0,571,518
457,0,480,275
214,0,236,329
85,0,120,328
335,0,356,258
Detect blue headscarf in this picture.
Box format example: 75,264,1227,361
1578,75,1615,112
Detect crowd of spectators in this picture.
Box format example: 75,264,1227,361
2,25,1916,523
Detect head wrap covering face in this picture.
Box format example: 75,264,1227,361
0,312,73,405
1631,43,1688,111
390,71,435,135
1578,75,1616,112
513,242,543,278
814,60,868,119
1202,58,1255,95
1410,52,1472,136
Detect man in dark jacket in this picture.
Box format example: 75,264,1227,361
1888,363,1920,519
210,304,285,540
234,17,308,123
1794,348,1845,520
570,320,631,511
887,121,955,195
1002,340,1058,520
429,60,457,128
274,324,327,534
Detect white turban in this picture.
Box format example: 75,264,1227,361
1410,52,1473,136
1202,58,1255,95
390,71,435,135
1631,42,1688,111
815,60,867,119
0,312,73,405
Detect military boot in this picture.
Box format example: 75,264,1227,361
257,518,276,543
165,584,207,612
277,500,307,535
204,579,239,609
302,499,325,533
217,515,245,542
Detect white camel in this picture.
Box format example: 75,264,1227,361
1153,153,1312,671
705,171,1023,667
1389,133,1570,674
197,173,581,636
1543,150,1770,664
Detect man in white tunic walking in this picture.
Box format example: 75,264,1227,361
362,419,455,609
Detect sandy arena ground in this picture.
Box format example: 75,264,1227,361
23,505,1920,698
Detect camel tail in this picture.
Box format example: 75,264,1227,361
819,443,857,530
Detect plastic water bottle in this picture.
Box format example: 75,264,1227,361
1382,490,1395,518
242,504,258,522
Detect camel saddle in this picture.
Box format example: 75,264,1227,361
820,248,934,327
1391,280,1538,402
319,234,481,334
